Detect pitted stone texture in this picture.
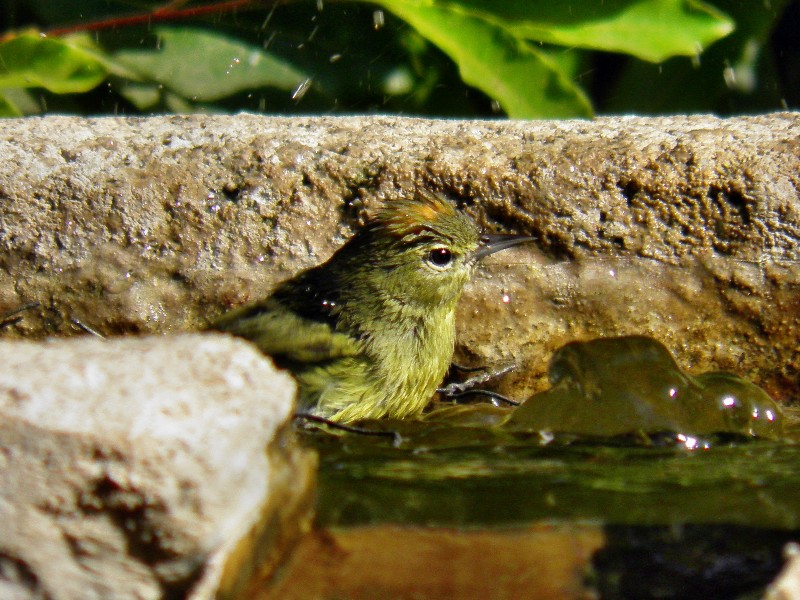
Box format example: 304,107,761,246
0,334,314,600
0,114,798,400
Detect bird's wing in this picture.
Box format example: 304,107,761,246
211,298,360,363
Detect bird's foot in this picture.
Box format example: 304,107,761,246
437,364,519,406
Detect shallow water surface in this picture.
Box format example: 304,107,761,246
256,334,799,599
312,425,800,529
248,421,800,600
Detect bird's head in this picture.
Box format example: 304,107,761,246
343,194,532,309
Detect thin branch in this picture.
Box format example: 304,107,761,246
45,0,270,38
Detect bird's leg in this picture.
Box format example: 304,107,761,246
449,361,487,373
294,413,402,445
441,389,519,407
438,363,515,395
437,363,519,406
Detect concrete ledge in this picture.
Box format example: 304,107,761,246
0,114,798,400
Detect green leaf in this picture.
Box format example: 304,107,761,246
0,32,108,93
603,0,790,113
0,93,22,117
116,82,162,110
375,1,593,119
432,0,735,62
114,27,309,102
0,88,41,117
64,34,143,81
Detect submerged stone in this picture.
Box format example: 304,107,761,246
504,336,783,438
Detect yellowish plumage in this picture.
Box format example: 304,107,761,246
211,194,522,423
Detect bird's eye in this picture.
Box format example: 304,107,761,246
426,247,453,268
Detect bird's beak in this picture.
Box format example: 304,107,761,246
473,233,536,260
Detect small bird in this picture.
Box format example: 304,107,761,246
211,194,531,423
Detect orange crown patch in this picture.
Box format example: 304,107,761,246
373,193,460,239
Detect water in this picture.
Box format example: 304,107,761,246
258,335,799,599
312,428,800,530
291,425,800,599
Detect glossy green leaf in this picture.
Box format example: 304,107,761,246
114,27,309,102
429,0,734,62
376,1,592,118
0,32,108,93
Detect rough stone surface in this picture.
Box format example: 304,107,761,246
764,543,800,600
0,114,798,401
0,334,315,600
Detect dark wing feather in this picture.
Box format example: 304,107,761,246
210,265,358,364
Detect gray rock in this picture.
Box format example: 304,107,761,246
0,334,315,600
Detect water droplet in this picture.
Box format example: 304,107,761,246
373,9,385,30
292,78,313,101
723,65,737,89
539,430,555,445
383,67,413,95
